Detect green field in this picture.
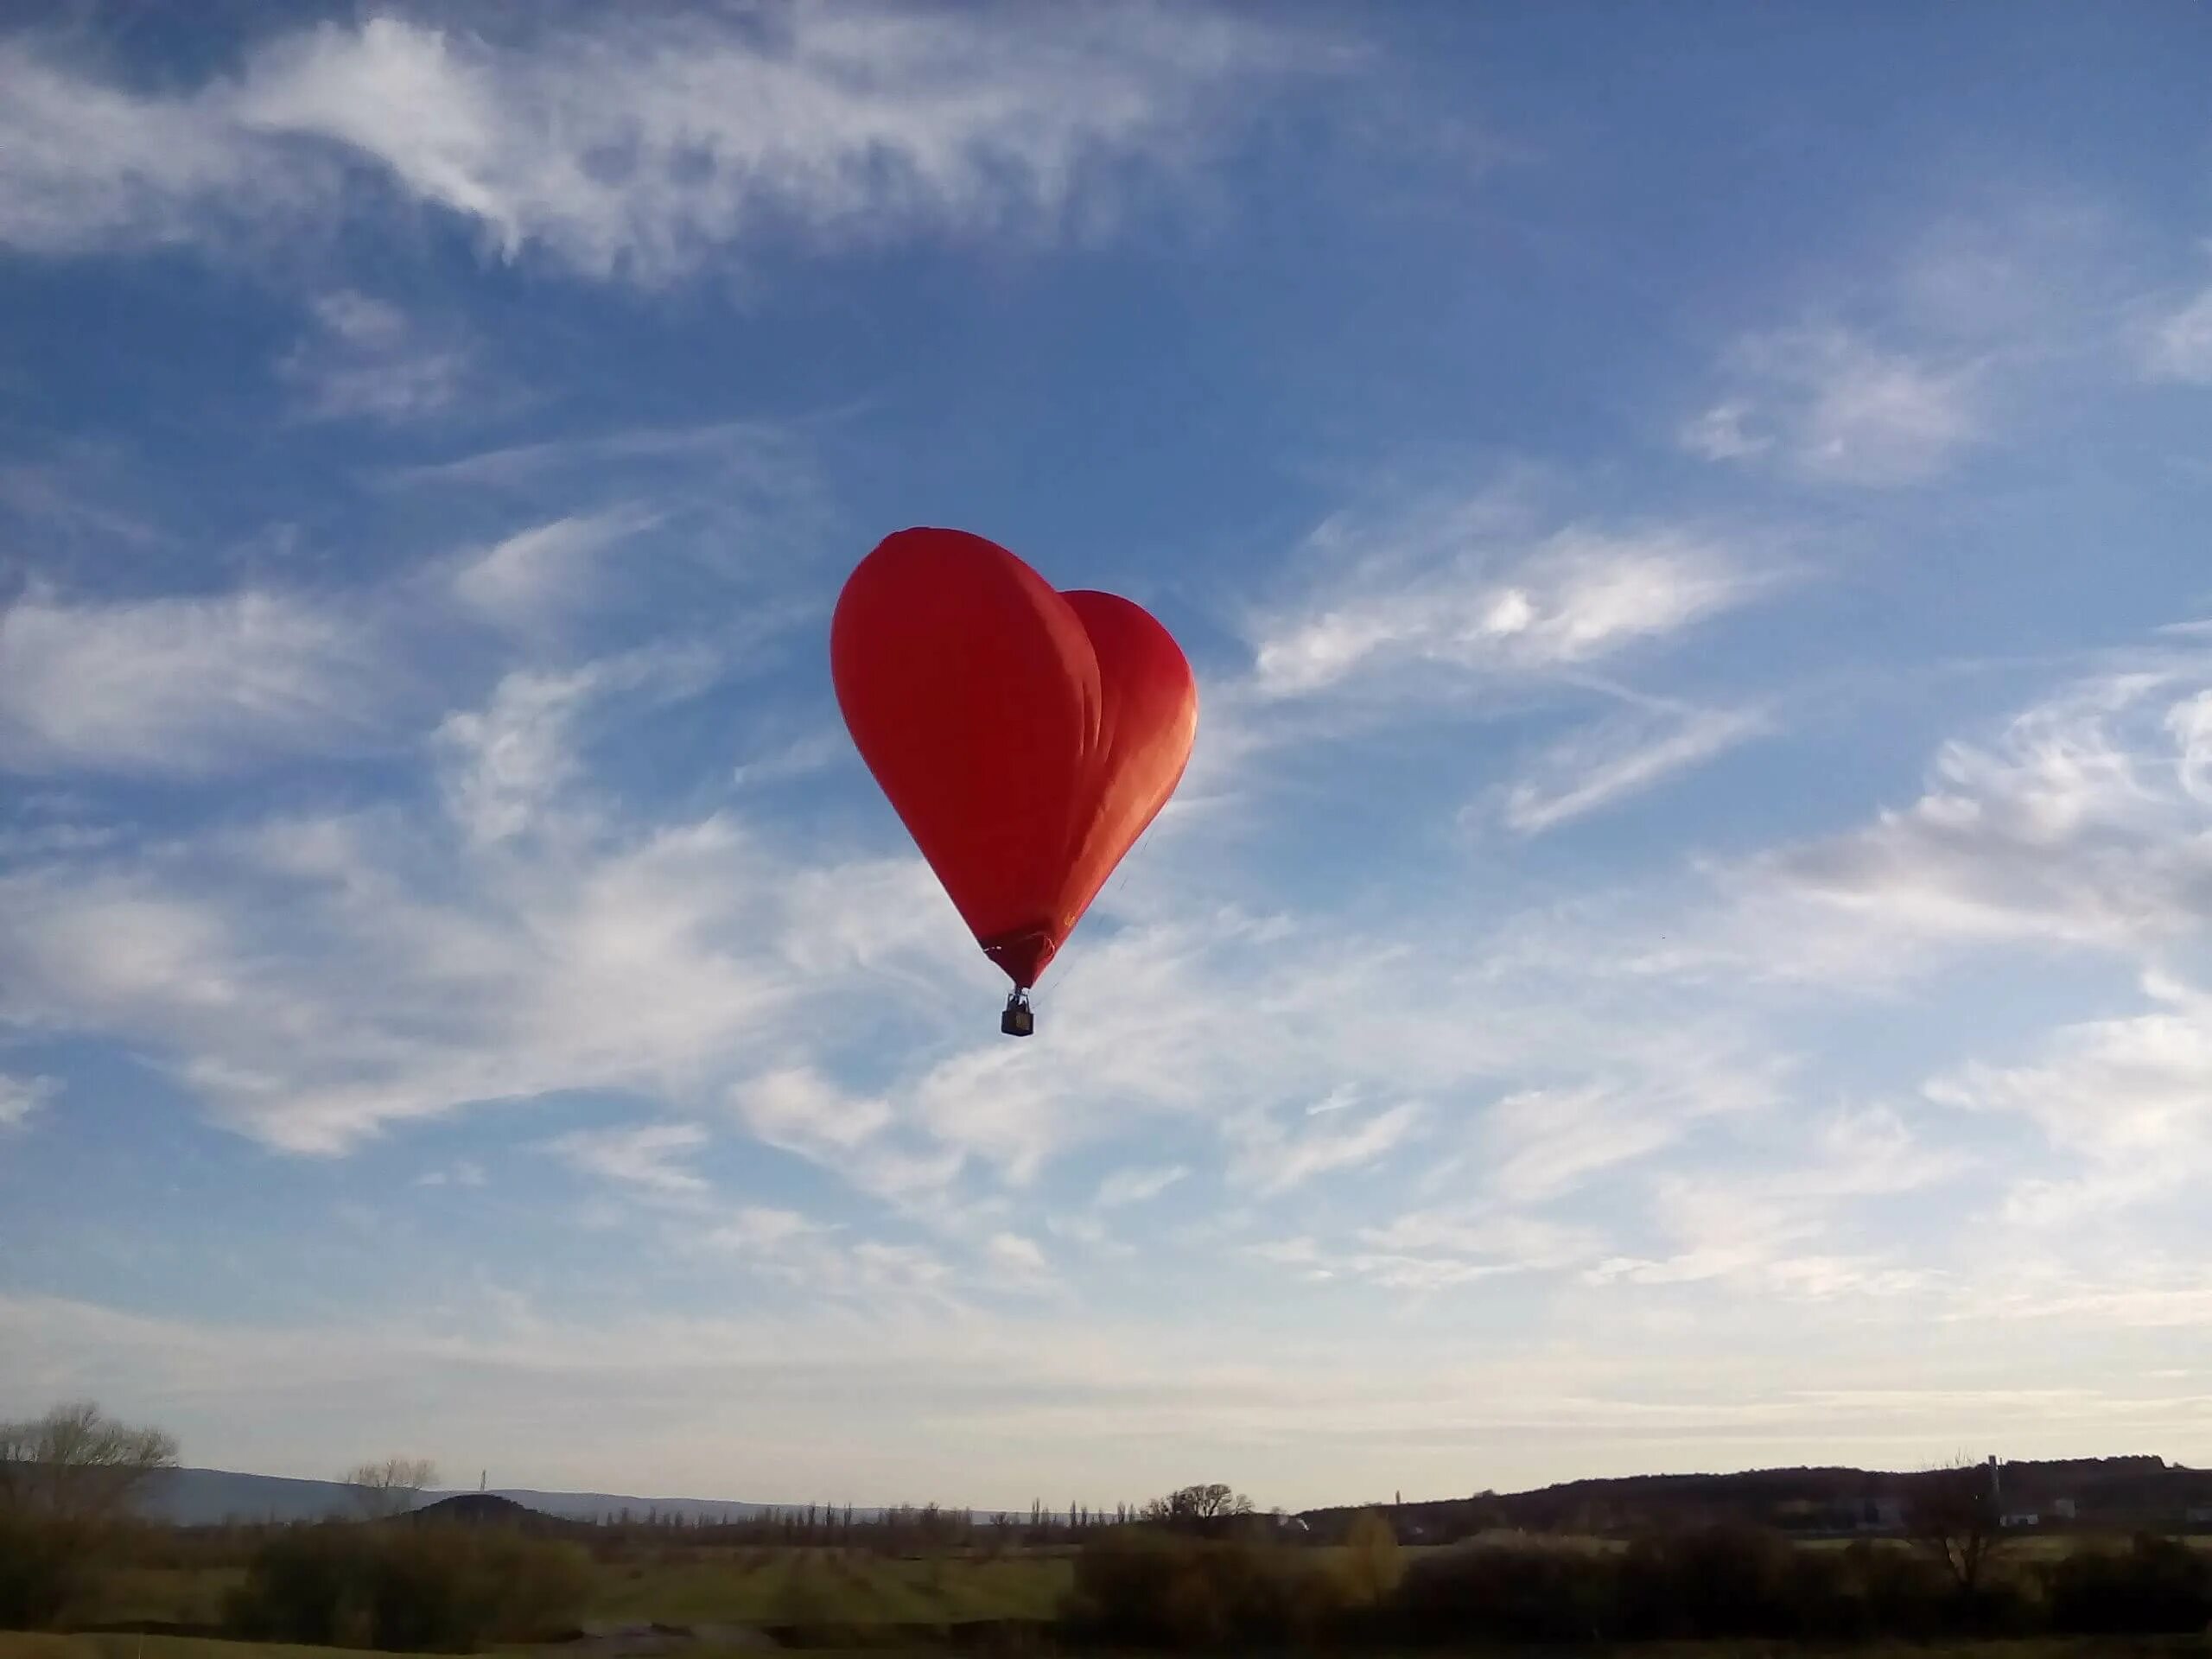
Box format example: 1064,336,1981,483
580,1545,1072,1624
79,1546,1076,1631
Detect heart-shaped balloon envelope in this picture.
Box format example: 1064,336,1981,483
831,527,1198,993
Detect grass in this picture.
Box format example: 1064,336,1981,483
91,1570,245,1628
0,1637,439,1659
575,1544,1073,1625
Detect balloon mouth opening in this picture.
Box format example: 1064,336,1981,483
981,925,1056,990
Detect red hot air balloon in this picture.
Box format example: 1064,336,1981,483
831,527,1198,1035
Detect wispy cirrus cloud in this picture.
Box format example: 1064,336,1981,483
2139,282,2212,385
1092,1164,1189,1208
278,291,476,423
1928,972,2212,1207
1224,1100,1423,1196
0,1073,55,1133
0,9,1344,281
448,510,661,636
544,1122,712,1198
1246,487,1773,702
0,768,939,1158
1740,664,2212,962
1493,703,1770,836
0,587,391,775
1684,326,1983,487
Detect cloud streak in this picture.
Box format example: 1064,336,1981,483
1496,704,1770,835
0,9,1342,281
0,587,389,776
544,1122,712,1198
1247,490,1771,702
1687,327,1983,486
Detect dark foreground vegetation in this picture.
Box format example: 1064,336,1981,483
1065,1522,2212,1649
13,1510,2212,1651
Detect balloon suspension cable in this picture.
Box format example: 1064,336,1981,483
1000,988,1035,1039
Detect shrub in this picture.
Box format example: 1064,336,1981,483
1063,1528,1348,1649
0,1517,100,1630
228,1521,590,1651
1395,1539,1618,1643
2045,1532,2212,1634
1618,1522,1798,1638
1338,1509,1403,1605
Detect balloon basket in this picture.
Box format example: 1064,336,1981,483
1001,991,1035,1039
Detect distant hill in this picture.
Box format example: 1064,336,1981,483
404,1491,594,1535
1298,1455,2212,1542
138,1467,373,1524
141,1453,2212,1534
137,1466,789,1526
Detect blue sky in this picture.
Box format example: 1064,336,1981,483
4,0,2212,1510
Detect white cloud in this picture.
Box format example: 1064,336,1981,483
1249,492,1767,701
734,1068,895,1159
449,510,658,635
1745,668,2212,961
1093,1164,1189,1208
1324,1210,1599,1290
0,587,385,775
1927,976,2212,1193
543,1122,712,1198
0,1073,56,1132
986,1230,1051,1280
2139,284,2212,385
434,668,603,844
1693,327,1981,486
0,10,1339,281
0,790,861,1155
1676,399,1769,461
1224,1100,1423,1195
383,420,813,496
432,652,715,844
725,1067,964,1214
415,1159,486,1189
731,733,842,790
279,291,474,423
1497,703,1769,835
1476,1084,1698,1204
1579,1100,1964,1300
704,1205,832,1254
2171,689,2212,803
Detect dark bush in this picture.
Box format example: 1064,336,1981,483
227,1521,590,1651
2046,1532,2212,1634
1394,1540,1618,1643
1812,1538,1948,1639
1063,1527,1348,1649
1619,1522,1798,1638
0,1516,101,1630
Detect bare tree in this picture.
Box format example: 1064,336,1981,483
1906,1456,2005,1593
1141,1483,1256,1525
342,1455,438,1520
0,1400,179,1526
